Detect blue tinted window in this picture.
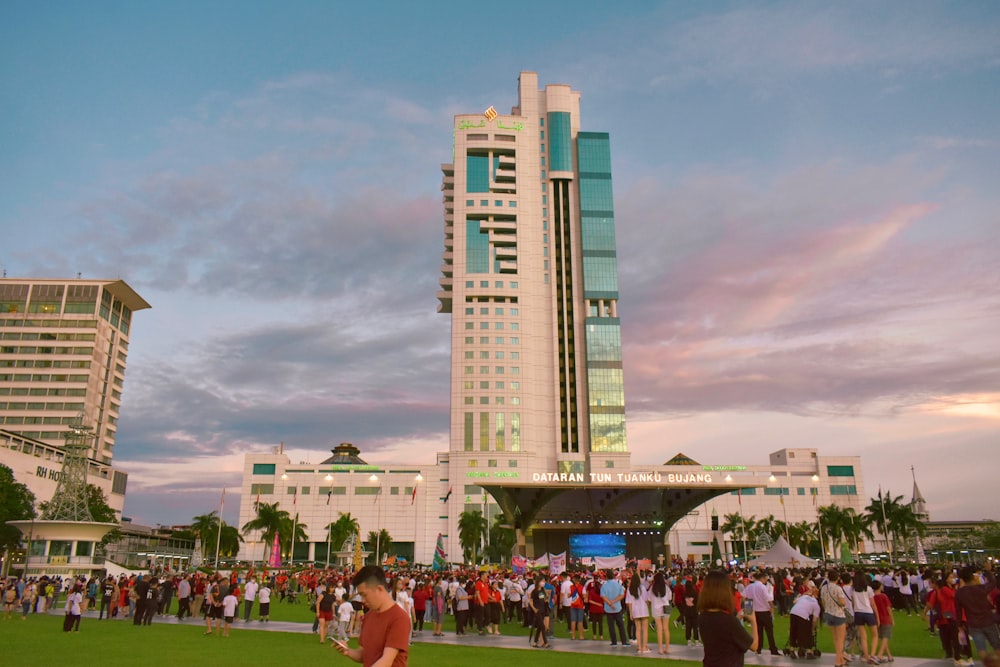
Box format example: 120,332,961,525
466,155,489,193
466,219,489,273
547,111,572,171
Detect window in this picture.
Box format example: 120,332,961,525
510,337,519,345
764,487,789,496
510,382,520,389
495,322,504,330
480,307,489,315
510,282,518,289
480,366,489,374
465,307,474,314
466,200,474,206
480,397,489,404
510,323,519,331
495,351,504,359
495,200,502,206
250,483,274,495
495,367,504,374
480,281,489,288
495,308,504,315
480,337,489,344
510,352,519,360
252,463,276,475
495,337,504,344
511,367,520,374
479,381,489,389
830,485,857,496
480,322,489,329
488,459,498,467
495,281,503,288
465,351,474,359
464,366,473,374
511,397,520,405
479,351,489,359
510,308,519,316
509,201,517,207
826,465,855,477
465,337,474,344
465,281,474,288
480,200,488,207
496,381,504,389
463,381,474,389
464,397,473,404
465,322,474,329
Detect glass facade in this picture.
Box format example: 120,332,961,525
547,112,572,172
465,219,490,273
466,155,489,192
578,133,626,453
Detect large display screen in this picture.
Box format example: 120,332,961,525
568,533,626,559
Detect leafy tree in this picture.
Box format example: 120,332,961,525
365,529,392,565
484,514,515,565
191,512,220,560
0,464,36,550
218,522,244,558
720,513,755,560
280,514,309,561
241,502,289,551
863,490,924,555
325,512,360,554
817,504,849,558
458,510,486,564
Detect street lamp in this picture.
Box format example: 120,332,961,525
369,474,382,566
325,473,334,568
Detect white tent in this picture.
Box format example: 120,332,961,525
745,536,818,568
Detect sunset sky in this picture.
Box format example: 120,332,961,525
2,2,998,527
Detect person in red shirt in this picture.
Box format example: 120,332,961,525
474,572,490,635
411,581,429,633
587,576,606,640
672,577,688,629
335,566,409,667
871,580,894,663
569,575,586,640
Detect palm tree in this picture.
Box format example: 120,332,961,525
458,510,486,564
817,504,849,558
484,514,515,565
218,522,245,558
790,521,818,557
721,513,755,560
241,501,289,549
842,507,874,557
191,512,220,560
365,529,392,565
280,514,309,562
755,514,778,543
325,512,360,555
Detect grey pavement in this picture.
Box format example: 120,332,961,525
61,608,953,667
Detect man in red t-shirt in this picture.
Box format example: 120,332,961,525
871,580,894,662
334,566,409,667
474,572,490,635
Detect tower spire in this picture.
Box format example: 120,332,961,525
910,465,928,521
40,415,96,521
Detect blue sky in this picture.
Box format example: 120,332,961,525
2,1,999,527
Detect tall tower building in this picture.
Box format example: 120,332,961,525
438,71,629,504
0,278,150,465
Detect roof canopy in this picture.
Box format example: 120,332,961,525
746,536,818,568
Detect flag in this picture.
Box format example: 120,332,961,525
326,491,332,506
221,487,226,510
293,488,297,506
411,485,417,505
255,488,261,507
736,488,742,508
432,533,448,571
812,487,818,506
374,485,381,504
779,494,784,505
441,485,453,503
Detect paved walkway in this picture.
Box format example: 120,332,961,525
63,609,950,667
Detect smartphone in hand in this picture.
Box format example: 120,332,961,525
332,639,349,651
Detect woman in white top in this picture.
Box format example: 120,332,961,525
626,572,651,654
393,578,415,633
851,573,879,664
648,571,673,655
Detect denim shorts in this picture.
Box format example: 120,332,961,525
854,611,877,627
570,607,585,623
823,612,846,627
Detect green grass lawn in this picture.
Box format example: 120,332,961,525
0,602,951,666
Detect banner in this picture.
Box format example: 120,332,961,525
267,532,282,568
637,558,652,571
549,551,567,576
511,555,527,574
594,555,626,570
528,553,549,569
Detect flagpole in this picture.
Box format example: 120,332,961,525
878,486,891,557
214,487,225,569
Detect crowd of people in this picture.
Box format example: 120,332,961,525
2,558,998,667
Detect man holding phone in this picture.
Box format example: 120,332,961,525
334,566,409,667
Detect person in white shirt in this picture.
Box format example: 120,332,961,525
626,572,651,654
336,594,354,642
745,572,779,655
789,582,822,658
559,573,574,630
243,577,258,622
257,583,271,622
63,584,84,632
222,592,239,636
649,571,673,655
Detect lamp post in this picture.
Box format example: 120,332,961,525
369,474,382,566
325,473,334,569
